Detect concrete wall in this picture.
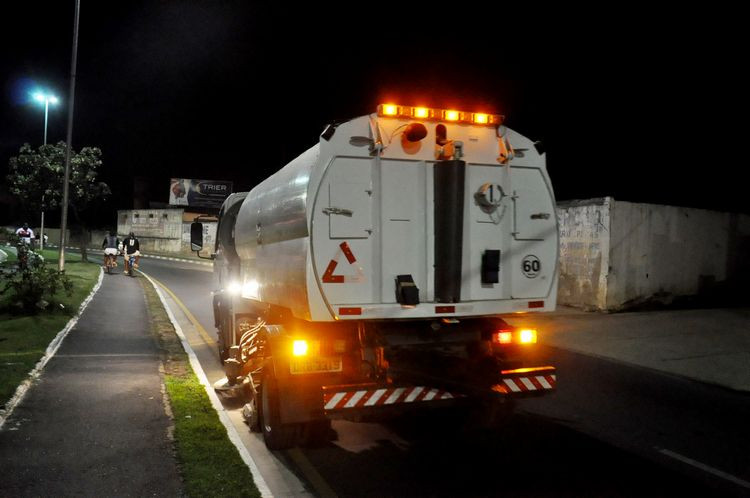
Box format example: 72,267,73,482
118,209,183,253
557,198,750,310
608,201,750,308
556,198,611,310
117,209,217,255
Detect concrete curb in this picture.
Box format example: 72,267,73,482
0,268,105,431
140,271,272,498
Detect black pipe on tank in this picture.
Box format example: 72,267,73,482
434,159,465,303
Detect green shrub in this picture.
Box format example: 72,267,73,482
0,244,73,314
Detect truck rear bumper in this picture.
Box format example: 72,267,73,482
323,384,462,412
492,366,557,396
322,366,556,414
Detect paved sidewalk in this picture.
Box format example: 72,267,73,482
0,272,182,496
507,306,750,392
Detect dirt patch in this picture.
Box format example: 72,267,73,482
139,279,189,377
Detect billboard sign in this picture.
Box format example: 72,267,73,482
169,178,233,208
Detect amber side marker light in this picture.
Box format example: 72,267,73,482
292,340,309,356
519,329,537,344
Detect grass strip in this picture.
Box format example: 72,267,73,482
140,277,260,498
0,251,99,406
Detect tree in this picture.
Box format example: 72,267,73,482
6,142,111,261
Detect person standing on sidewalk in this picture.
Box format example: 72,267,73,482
122,232,140,275
15,223,35,245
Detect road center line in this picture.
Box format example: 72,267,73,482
658,448,750,489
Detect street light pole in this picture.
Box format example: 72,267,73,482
40,195,45,251
43,99,48,145
59,0,81,272
32,92,58,145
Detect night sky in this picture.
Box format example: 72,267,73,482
1,2,746,227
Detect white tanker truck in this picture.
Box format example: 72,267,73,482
191,103,559,450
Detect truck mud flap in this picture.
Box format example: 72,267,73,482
492,366,557,397
322,384,464,413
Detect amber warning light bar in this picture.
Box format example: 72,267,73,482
377,104,503,126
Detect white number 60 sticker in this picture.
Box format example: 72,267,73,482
522,255,541,278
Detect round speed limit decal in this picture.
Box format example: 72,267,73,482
522,255,541,278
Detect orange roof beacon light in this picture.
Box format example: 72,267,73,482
381,104,399,116
443,109,460,121
378,104,503,126
473,113,489,124
413,107,430,118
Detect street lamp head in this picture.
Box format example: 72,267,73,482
31,91,58,105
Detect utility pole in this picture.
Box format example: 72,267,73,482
59,0,81,272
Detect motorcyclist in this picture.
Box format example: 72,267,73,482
122,231,140,275
101,230,120,270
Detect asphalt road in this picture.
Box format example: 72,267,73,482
138,257,748,497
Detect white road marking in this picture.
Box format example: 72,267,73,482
659,448,750,489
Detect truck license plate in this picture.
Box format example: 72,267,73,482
290,356,342,375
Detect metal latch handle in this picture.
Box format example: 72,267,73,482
323,207,353,217
531,213,551,220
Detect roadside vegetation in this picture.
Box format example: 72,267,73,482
0,249,100,407
140,278,260,498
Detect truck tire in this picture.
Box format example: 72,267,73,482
260,366,301,450
217,307,232,362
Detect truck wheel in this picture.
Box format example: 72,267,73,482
217,308,232,361
260,366,300,450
